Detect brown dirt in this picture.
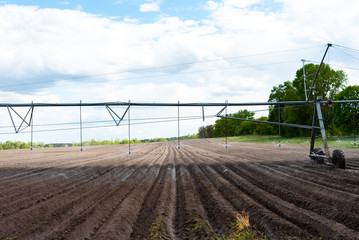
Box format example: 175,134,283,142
0,140,358,239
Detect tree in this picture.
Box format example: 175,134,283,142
212,110,255,137
330,85,359,134
253,116,274,135
198,125,214,138
268,63,347,137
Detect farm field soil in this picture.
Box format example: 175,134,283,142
0,139,359,239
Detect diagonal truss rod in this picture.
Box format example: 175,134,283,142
105,104,130,126
7,105,34,133
306,43,332,102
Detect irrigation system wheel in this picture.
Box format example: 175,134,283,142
332,149,346,169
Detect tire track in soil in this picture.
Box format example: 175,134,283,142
130,144,176,240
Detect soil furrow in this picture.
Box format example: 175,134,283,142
211,163,359,239
225,162,359,231
39,144,167,240
90,144,168,240
1,140,358,239
174,150,215,240
130,146,177,240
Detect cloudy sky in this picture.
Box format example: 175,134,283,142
1,0,359,144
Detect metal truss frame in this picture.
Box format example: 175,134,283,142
2,99,358,158
7,104,34,134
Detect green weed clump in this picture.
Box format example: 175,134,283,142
192,214,217,239
149,217,165,240
222,211,262,240
191,212,264,240
148,212,265,240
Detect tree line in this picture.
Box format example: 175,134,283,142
0,134,198,150
199,63,359,138
0,141,47,150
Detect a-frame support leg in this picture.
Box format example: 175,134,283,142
310,96,330,159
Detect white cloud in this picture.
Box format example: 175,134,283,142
139,1,160,12
1,1,359,142
205,1,220,10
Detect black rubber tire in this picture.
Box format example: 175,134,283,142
310,148,321,160
332,149,346,169
312,148,324,164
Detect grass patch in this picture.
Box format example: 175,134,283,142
215,135,359,149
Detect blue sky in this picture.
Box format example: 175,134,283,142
1,0,283,23
1,0,210,22
0,0,359,143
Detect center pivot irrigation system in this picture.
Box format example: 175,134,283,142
1,44,358,168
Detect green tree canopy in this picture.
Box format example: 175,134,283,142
268,63,347,137
212,110,255,137
331,85,359,134
198,125,214,138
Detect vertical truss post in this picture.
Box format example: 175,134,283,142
354,103,357,146
316,96,330,158
128,100,131,154
302,59,308,100
310,102,318,154
202,105,205,121
225,100,228,149
80,100,83,151
278,105,281,147
30,102,34,151
178,100,180,149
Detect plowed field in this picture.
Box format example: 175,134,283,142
1,139,359,239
